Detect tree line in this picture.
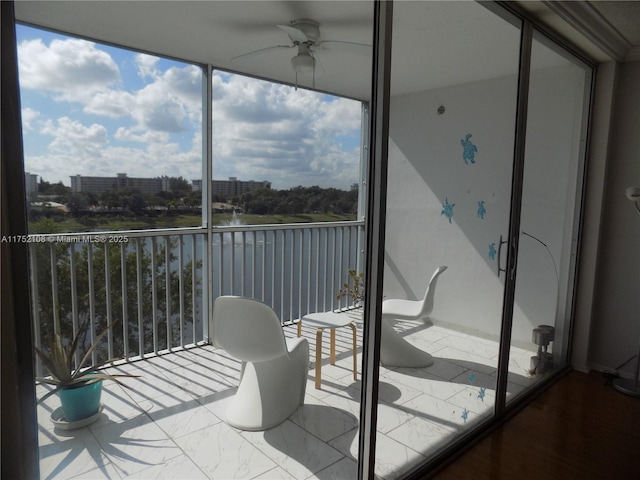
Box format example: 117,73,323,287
30,178,359,218
233,186,358,216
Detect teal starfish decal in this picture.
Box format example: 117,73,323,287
441,197,455,223
468,371,476,385
461,408,469,423
478,386,486,401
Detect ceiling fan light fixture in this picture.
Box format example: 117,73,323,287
291,52,315,75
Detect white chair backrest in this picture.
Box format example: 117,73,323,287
212,296,288,363
419,266,448,318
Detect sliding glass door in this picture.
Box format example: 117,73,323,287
377,2,523,476
365,2,593,477
507,31,592,397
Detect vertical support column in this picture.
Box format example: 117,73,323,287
151,237,158,353
358,2,393,479
204,64,213,343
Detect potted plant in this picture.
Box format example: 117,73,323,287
35,315,138,423
336,269,365,307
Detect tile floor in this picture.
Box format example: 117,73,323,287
37,317,542,480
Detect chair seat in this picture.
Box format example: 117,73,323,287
382,298,425,320
379,266,447,367
213,296,309,431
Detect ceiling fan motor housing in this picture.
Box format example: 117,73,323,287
290,19,321,44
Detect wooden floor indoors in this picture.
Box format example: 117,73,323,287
430,370,640,480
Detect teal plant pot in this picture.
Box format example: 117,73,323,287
59,381,103,422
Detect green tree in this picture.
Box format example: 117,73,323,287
31,233,203,365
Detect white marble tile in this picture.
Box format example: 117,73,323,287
438,335,499,359
413,355,470,381
121,453,208,479
107,363,182,404
304,371,359,401
68,462,122,479
36,384,64,432
309,385,359,419
145,389,222,439
376,401,416,435
174,422,276,479
91,415,182,477
308,456,358,480
39,428,110,480
186,348,244,385
446,385,496,416
142,349,202,371
240,420,345,479
451,370,497,390
253,465,297,479
432,346,497,375
289,400,359,442
196,385,236,423
89,383,150,430
378,369,445,404
429,325,471,338
399,393,480,433
381,369,468,401
329,429,425,480
410,325,452,343
37,327,547,480
386,416,457,458
158,361,234,399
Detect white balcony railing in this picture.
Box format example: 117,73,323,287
28,221,364,375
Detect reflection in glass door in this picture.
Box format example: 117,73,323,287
378,2,522,476
508,32,591,398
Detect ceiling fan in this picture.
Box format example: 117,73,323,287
231,19,370,84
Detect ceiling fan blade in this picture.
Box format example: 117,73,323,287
231,44,294,62
276,24,309,43
316,40,371,56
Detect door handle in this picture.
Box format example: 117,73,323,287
497,234,508,277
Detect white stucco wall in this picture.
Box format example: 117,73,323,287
589,61,640,377
384,63,588,349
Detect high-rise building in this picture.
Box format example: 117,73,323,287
70,173,171,195
211,177,271,197
24,172,38,192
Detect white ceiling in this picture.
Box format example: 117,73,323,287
13,1,640,101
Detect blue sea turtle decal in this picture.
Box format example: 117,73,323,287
461,133,478,164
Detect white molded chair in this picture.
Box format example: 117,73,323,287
381,266,448,367
212,296,309,431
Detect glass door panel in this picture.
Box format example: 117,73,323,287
507,31,591,399
378,2,522,475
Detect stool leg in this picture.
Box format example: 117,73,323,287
315,328,323,389
330,328,336,365
350,322,357,380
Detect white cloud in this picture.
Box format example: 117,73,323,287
21,107,41,131
19,33,360,190
41,117,108,153
18,38,120,100
211,73,361,189
136,53,160,80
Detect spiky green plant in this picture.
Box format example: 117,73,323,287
35,315,139,403
336,269,365,305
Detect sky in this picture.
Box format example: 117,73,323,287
16,25,362,191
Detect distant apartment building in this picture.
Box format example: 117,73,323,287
70,173,171,195
211,177,271,197
24,172,38,192
191,179,202,191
